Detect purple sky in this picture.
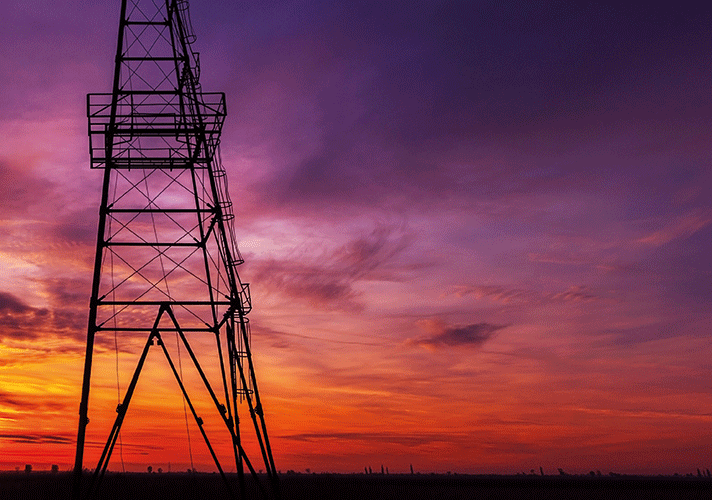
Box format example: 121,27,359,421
0,0,711,474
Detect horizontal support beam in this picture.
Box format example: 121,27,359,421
88,91,225,99
97,301,233,306
96,327,219,333
108,208,215,214
104,128,210,137
125,21,169,26
121,57,183,61
109,90,179,95
104,241,200,247
93,158,210,165
90,162,211,169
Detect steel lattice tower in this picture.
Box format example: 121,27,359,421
72,1,279,498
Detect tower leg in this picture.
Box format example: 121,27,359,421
71,325,97,500
87,329,156,499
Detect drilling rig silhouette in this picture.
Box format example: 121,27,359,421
72,1,279,498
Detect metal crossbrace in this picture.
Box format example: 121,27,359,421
86,304,275,500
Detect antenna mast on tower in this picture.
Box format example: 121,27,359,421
72,1,279,498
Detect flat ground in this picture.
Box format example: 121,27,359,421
2,472,711,500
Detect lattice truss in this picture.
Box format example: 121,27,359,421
73,1,279,499
88,0,248,333
93,152,248,331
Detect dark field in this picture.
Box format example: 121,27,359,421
3,472,712,500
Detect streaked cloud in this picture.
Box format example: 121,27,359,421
638,209,712,246
0,433,73,445
251,225,414,310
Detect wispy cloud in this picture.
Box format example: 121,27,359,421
0,291,50,340
252,225,414,311
549,286,598,303
0,288,86,342
451,284,601,304
451,285,535,304
638,209,712,246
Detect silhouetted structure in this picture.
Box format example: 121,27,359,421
72,1,278,499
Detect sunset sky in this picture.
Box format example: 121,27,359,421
1,0,711,475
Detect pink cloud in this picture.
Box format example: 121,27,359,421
638,209,712,246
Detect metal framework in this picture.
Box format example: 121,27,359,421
72,1,279,498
